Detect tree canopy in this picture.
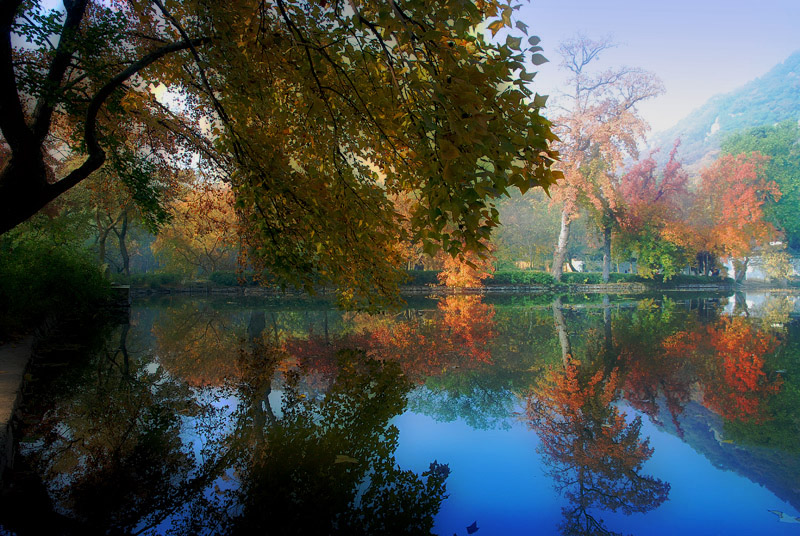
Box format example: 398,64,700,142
0,0,560,306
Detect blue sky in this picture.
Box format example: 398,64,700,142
516,0,800,133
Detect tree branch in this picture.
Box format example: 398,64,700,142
49,37,210,199
31,0,90,143
0,0,31,153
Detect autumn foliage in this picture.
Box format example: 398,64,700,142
684,153,780,265
700,317,782,423
526,358,670,532
152,183,239,275
283,296,496,383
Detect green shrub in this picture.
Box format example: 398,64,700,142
0,241,112,338
560,272,603,284
124,272,184,289
209,271,257,286
490,270,555,285
403,270,441,286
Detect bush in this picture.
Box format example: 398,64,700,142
403,270,442,286
209,271,257,286
0,241,112,339
124,272,184,289
490,270,555,285
560,272,603,284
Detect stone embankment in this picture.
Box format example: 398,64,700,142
0,337,33,478
129,281,735,297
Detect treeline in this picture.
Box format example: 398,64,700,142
493,120,800,284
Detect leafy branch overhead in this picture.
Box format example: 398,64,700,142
0,0,560,306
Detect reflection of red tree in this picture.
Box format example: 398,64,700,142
623,318,782,426
284,296,496,382
621,331,701,436
701,318,781,423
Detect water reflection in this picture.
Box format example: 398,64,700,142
9,323,449,535
527,299,669,535
5,292,800,534
225,346,449,536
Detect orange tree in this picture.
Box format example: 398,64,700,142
682,153,780,278
151,182,239,276
1,0,560,306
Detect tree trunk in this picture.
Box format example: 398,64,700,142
115,211,130,276
601,223,611,283
552,296,572,366
552,208,571,282
98,227,109,269
733,257,748,284
603,294,613,364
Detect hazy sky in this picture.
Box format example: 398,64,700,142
516,0,800,133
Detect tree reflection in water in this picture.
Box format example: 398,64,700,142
8,293,796,535
12,319,449,535
524,299,670,535
225,345,449,535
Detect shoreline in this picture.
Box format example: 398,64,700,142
126,281,744,298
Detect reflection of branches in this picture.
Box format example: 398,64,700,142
223,349,449,535
526,359,669,535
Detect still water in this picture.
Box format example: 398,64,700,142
3,292,800,535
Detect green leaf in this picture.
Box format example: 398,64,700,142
528,35,541,46
533,93,548,107
531,53,548,66
506,35,522,50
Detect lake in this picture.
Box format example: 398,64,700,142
2,291,800,535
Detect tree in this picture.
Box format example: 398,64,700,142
436,245,495,287
722,120,800,251
615,142,690,279
1,0,560,305
686,153,780,279
548,35,663,282
495,189,560,270
151,183,239,276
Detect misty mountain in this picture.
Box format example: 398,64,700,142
649,50,800,167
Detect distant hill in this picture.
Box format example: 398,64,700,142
649,50,800,167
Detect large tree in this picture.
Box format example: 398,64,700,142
681,153,780,280
0,0,559,305
722,120,800,251
548,35,662,282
